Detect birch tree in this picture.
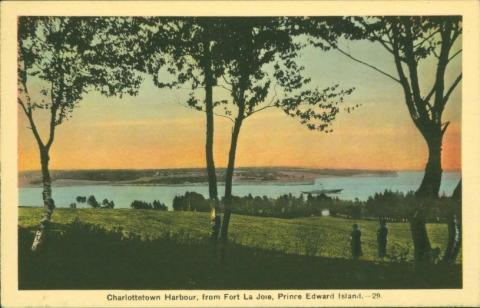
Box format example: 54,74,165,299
18,17,142,251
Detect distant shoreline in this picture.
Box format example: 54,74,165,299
18,168,461,189
16,167,406,188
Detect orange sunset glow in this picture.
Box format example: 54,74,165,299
18,38,461,172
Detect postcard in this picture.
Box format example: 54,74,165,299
1,1,480,307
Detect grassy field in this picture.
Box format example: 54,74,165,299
19,207,450,261
18,207,461,289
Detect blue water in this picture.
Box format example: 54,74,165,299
19,171,460,209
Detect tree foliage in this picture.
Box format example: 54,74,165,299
87,195,99,208
18,17,145,250
18,17,143,147
306,16,461,198
329,17,461,134
206,17,356,241
183,17,355,131
305,16,462,261
130,200,167,210
172,192,210,212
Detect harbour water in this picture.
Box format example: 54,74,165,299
19,171,461,209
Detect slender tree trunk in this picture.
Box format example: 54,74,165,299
443,180,462,263
31,147,55,251
443,212,461,263
416,127,443,199
220,111,244,242
203,40,221,239
452,179,461,201
391,33,442,263
205,100,218,201
409,207,432,262
449,214,461,262
410,129,441,262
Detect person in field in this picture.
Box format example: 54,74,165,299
377,220,388,258
351,224,362,259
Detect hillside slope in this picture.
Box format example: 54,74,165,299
19,208,449,262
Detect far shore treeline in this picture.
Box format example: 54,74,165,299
67,188,457,223
131,190,457,223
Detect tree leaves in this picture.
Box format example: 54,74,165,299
278,85,355,132
215,17,355,132
18,17,143,126
18,16,361,140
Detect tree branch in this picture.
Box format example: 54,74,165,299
442,73,462,106
216,84,232,92
431,22,453,120
245,82,278,118
19,99,45,148
181,104,235,123
391,24,421,127
449,27,461,48
245,104,275,118
376,38,394,54
17,98,30,116
213,111,235,123
18,78,46,148
222,74,233,87
441,121,450,136
413,29,440,49
423,86,436,104
359,19,393,54
447,49,462,63
402,18,424,117
331,43,401,84
46,81,57,150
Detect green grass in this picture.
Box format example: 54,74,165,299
19,207,451,262
18,207,461,289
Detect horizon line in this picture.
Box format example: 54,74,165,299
18,166,462,172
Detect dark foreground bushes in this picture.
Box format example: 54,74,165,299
19,221,461,290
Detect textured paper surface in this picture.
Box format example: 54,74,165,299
2,1,479,307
